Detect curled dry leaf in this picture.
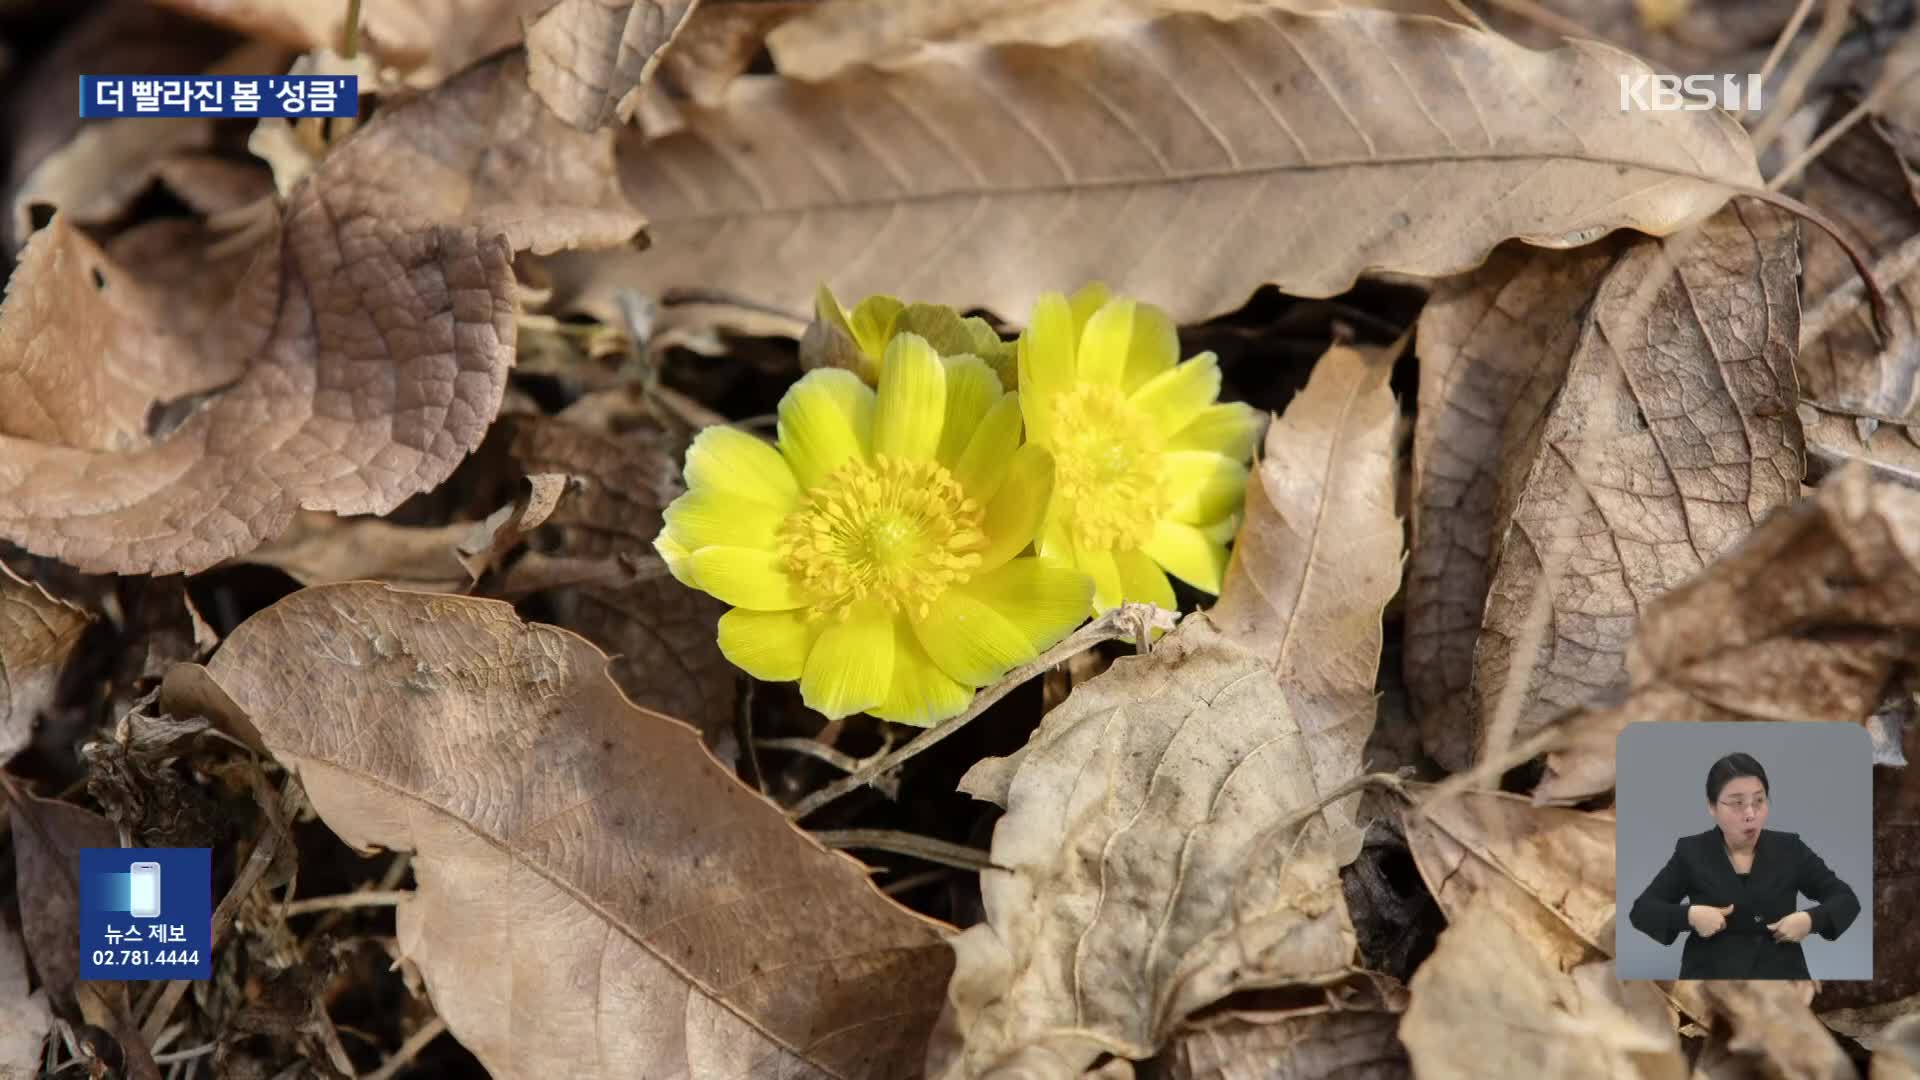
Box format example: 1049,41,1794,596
1412,203,1802,772
0,917,52,1078
936,615,1364,1078
239,511,474,591
1398,786,1614,972
1159,1009,1411,1080
1872,1013,1920,1079
526,0,701,131
762,0,1437,80
454,472,575,581
502,405,739,751
8,793,116,1012
1666,981,1854,1080
149,0,554,86
1534,465,1920,802
0,564,89,764
1400,904,1686,1080
195,582,950,1077
1211,342,1399,840
0,53,644,575
567,6,1758,325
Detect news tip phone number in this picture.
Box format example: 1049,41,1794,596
90,949,201,967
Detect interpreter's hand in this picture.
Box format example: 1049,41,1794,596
1767,911,1814,943
1688,903,1735,938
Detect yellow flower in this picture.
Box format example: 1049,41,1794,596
656,333,1094,726
1017,284,1262,615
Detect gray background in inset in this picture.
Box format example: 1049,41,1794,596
1614,722,1873,980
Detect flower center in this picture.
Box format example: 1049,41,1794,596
1049,382,1167,552
778,455,985,620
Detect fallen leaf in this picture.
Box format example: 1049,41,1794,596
1477,0,1807,79
455,472,576,581
1872,1013,1920,1080
526,0,701,131
1405,242,1616,772
1159,1008,1411,1080
763,0,1454,80
502,406,740,751
238,511,473,591
8,793,117,1011
935,615,1364,1077
1399,786,1615,972
1535,466,1920,802
1800,119,1920,419
1458,202,1803,769
195,582,951,1077
0,911,51,1077
0,50,647,575
1400,904,1687,1080
9,115,213,240
564,6,1759,325
1210,342,1399,840
150,0,556,85
0,563,90,765
1666,981,1855,1079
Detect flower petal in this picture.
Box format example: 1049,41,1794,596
717,608,818,682
1161,450,1249,524
776,369,873,489
1170,401,1265,461
801,602,895,719
1037,508,1074,566
654,533,698,587
937,355,1004,468
1077,547,1125,612
1114,547,1176,611
913,558,1092,685
684,426,800,510
1018,293,1076,443
874,333,946,461
1068,282,1111,334
872,618,973,727
977,444,1053,570
954,394,1023,503
1129,352,1222,443
686,546,803,610
1076,297,1179,394
848,293,904,361
662,488,783,554
1142,519,1229,594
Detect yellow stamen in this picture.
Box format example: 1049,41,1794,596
1049,382,1168,552
779,455,984,620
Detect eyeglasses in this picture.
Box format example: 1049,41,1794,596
1718,796,1768,813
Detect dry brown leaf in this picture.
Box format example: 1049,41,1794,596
1423,203,1804,771
1535,466,1920,802
1399,786,1615,971
762,0,1455,80
527,0,701,130
1211,342,1398,840
9,116,213,240
1159,1009,1411,1080
239,511,473,591
0,915,50,1078
8,793,117,1012
500,405,738,750
1478,0,1807,78
0,53,644,575
1801,119,1920,420
566,6,1758,325
0,565,89,766
1400,904,1687,1080
1666,981,1854,1079
935,615,1363,1078
195,582,951,1077
314,52,645,255
1872,1013,1920,1080
150,0,556,85
1406,242,1616,772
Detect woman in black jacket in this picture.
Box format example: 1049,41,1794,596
1627,752,1861,980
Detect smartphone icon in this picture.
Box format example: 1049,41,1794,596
128,862,161,918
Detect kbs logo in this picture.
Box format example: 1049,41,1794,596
1619,74,1763,112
